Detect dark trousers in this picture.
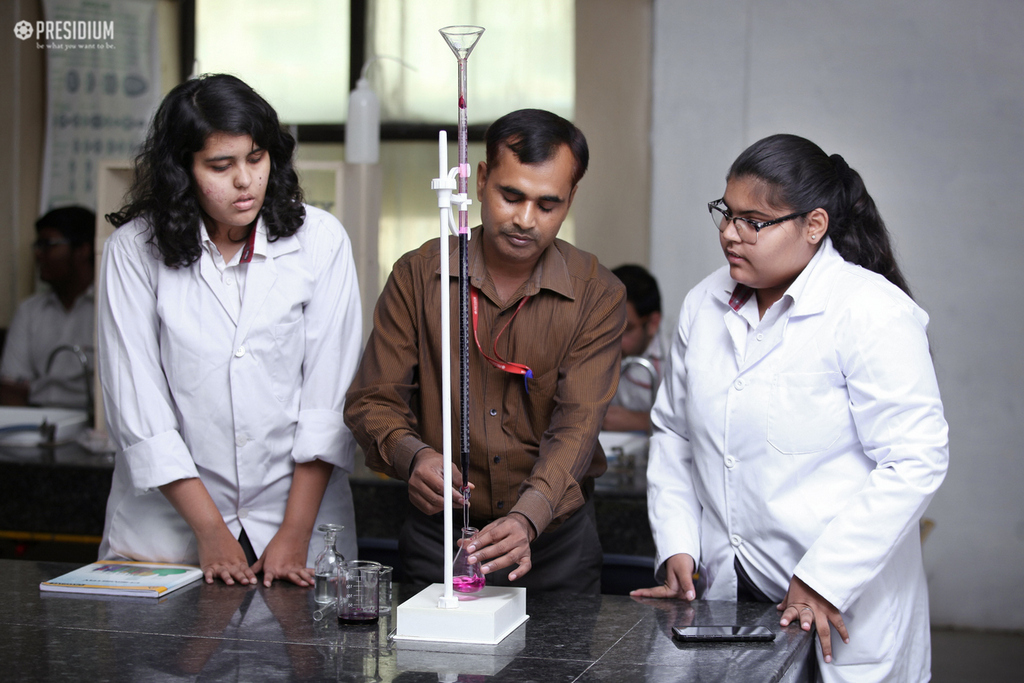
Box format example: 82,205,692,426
400,497,603,594
735,556,773,603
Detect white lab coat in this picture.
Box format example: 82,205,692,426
97,205,361,567
647,239,948,682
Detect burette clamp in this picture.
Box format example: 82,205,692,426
432,166,473,238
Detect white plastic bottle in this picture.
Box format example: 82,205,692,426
345,77,379,164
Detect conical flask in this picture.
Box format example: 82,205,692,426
313,523,345,604
452,526,485,593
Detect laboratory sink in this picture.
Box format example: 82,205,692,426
598,430,649,466
0,406,89,446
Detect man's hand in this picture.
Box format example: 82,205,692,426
466,513,536,581
195,524,257,586
629,553,696,600
251,524,315,588
777,575,850,664
407,448,473,515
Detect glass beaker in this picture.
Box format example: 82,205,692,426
314,523,346,605
452,526,485,593
338,560,382,625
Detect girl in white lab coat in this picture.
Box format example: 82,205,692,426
98,74,362,587
633,134,948,682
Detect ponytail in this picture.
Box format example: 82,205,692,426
827,154,912,297
729,134,912,298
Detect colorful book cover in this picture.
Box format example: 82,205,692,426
40,561,203,598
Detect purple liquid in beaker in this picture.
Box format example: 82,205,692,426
338,611,379,625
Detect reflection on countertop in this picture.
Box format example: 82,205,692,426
5,559,815,682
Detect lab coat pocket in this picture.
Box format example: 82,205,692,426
266,317,305,403
767,371,846,454
831,571,897,666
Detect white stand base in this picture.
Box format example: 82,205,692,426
393,584,528,645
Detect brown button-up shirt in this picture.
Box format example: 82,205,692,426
344,228,626,534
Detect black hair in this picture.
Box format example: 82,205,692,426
484,109,589,187
612,264,661,317
728,133,912,297
36,206,96,248
107,74,304,268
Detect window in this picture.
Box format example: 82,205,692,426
187,0,575,294
194,0,351,124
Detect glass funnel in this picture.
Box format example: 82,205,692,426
439,25,485,60
314,523,346,605
452,526,485,593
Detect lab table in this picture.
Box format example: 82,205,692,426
0,440,655,562
4,559,815,682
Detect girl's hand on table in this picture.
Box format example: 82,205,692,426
629,552,696,600
197,527,256,586
253,528,315,588
777,575,850,663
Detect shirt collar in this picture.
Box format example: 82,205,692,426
447,227,575,304
712,236,836,317
199,219,268,266
42,283,94,310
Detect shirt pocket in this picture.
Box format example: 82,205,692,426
265,316,305,403
523,366,559,439
767,371,847,454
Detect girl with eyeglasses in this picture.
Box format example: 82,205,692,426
633,134,948,682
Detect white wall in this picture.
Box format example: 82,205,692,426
650,0,1024,630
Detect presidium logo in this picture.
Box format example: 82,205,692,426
13,19,114,42
13,20,33,40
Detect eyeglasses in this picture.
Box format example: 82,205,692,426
708,198,810,245
32,237,71,251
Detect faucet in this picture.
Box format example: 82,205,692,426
620,356,659,410
45,344,94,426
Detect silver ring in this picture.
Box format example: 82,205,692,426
801,607,812,612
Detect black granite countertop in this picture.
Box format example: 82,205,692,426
4,559,814,682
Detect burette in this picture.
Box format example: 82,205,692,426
433,24,484,608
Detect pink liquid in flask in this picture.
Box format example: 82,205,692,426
453,575,485,593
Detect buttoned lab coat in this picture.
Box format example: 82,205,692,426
647,240,948,681
98,206,361,567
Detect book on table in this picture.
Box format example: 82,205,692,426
40,561,203,598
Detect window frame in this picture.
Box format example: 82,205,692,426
179,0,487,142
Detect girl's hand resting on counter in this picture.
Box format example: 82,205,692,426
777,575,850,664
252,526,316,588
629,552,696,601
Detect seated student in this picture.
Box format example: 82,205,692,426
97,74,362,587
602,264,663,433
1,206,96,410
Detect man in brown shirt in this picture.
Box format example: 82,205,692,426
345,109,626,593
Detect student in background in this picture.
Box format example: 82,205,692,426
1,206,96,410
603,264,663,433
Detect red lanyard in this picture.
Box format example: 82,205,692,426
470,287,533,393
239,225,258,264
